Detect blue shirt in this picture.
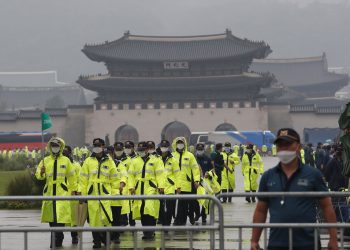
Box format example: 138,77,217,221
196,154,212,174
258,162,328,247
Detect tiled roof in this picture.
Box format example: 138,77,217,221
251,53,349,87
82,30,271,62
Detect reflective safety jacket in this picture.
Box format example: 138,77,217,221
79,153,118,227
172,137,200,193
35,137,77,224
300,149,305,164
233,145,240,156
68,161,81,226
128,155,165,220
241,152,264,191
114,154,131,214
111,158,127,207
161,152,180,194
221,151,240,190
262,145,268,153
272,145,277,156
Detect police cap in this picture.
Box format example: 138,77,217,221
137,141,148,151
224,142,231,147
196,143,205,150
160,140,170,147
114,142,124,150
274,128,300,144
93,138,105,146
125,141,134,148
146,141,156,149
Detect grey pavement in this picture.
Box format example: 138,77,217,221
0,157,278,250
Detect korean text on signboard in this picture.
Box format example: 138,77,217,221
163,61,189,70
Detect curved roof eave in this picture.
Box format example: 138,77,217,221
82,47,270,63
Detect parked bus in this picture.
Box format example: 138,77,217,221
189,130,276,149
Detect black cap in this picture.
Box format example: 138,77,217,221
196,143,205,150
274,128,300,144
125,141,134,148
215,143,223,150
224,142,231,147
146,141,156,149
114,142,124,150
64,145,72,153
106,146,114,152
160,140,170,147
93,138,105,146
137,141,148,151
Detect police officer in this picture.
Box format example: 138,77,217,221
195,143,213,175
147,141,165,224
123,140,137,226
79,138,119,249
110,142,127,244
172,137,200,225
35,137,77,248
195,143,213,222
159,140,180,228
128,141,165,240
221,142,240,203
241,144,264,203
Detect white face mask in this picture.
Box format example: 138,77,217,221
177,143,185,150
124,148,132,155
114,150,123,157
93,147,103,154
246,149,251,154
138,151,146,157
224,147,231,153
148,149,155,154
160,147,168,153
51,147,60,154
197,150,204,155
277,150,297,164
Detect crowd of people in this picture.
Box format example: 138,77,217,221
31,135,269,248
1,132,345,249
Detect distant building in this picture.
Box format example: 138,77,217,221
0,71,87,110
78,29,274,109
251,53,349,98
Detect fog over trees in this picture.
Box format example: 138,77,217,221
0,0,349,83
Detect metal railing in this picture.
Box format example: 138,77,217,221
0,194,224,250
2,192,350,250
217,191,350,250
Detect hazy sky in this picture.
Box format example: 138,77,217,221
0,0,349,83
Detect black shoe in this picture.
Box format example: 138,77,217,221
72,236,78,245
189,219,195,225
252,197,256,203
93,242,102,249
245,197,251,203
194,214,201,222
202,220,207,225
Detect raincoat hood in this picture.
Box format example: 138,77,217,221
47,137,65,156
172,137,188,152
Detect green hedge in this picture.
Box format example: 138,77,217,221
0,155,38,171
0,169,45,209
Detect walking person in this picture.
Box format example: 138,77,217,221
250,128,338,250
35,137,77,248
